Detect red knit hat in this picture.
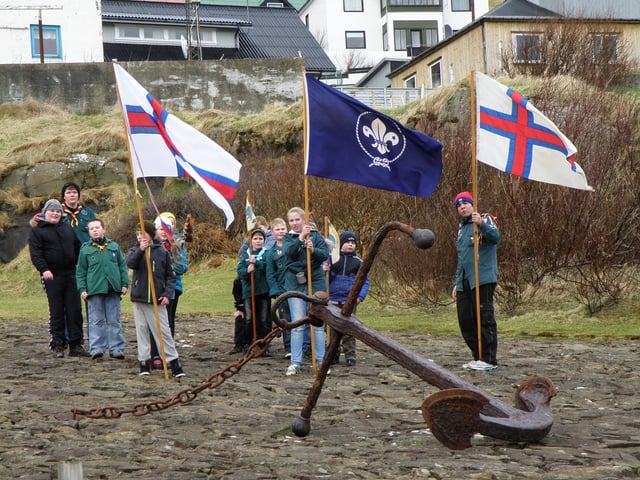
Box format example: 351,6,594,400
454,191,474,206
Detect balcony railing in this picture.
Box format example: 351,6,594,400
334,86,431,109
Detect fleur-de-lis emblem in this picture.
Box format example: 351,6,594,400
362,118,400,155
356,112,406,171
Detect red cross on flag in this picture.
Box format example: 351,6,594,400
475,71,592,191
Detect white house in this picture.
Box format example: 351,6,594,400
299,0,489,84
0,0,103,64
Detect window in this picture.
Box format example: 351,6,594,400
116,25,216,46
395,29,407,51
395,27,438,51
388,0,440,5
430,60,442,88
592,33,618,64
404,75,416,88
345,31,366,49
30,25,61,59
451,0,471,11
344,0,363,12
513,33,543,63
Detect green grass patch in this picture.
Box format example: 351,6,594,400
2,257,639,341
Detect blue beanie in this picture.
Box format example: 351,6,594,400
340,231,357,248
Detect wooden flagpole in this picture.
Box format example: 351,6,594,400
113,61,170,379
301,69,317,374
303,176,317,374
324,216,331,347
470,70,483,360
247,190,258,343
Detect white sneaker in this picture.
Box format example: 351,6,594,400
469,360,497,371
462,360,478,369
286,365,300,376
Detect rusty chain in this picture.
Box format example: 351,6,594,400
71,326,284,420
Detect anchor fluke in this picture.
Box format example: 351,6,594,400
421,388,489,450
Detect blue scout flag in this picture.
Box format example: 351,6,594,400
304,73,443,198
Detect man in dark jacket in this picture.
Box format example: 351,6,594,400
29,199,89,358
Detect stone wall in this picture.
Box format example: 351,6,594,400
0,58,305,114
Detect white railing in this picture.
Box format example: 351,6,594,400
334,86,431,109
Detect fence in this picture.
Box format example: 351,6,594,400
334,86,431,109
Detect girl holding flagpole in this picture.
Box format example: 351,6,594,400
282,207,329,376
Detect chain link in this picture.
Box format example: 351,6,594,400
71,327,284,420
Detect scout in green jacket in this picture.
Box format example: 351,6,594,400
76,218,129,360
451,191,501,372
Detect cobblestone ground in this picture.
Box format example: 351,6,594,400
0,318,639,479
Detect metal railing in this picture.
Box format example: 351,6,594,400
334,86,431,109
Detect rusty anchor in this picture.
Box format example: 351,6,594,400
272,221,557,450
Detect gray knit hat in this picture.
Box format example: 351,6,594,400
42,199,63,213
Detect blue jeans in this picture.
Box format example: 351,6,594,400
87,293,126,354
288,297,325,368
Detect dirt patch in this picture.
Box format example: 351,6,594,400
1,318,639,479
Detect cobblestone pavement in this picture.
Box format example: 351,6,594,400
0,318,639,479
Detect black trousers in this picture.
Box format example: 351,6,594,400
44,272,84,349
456,281,498,365
242,294,272,345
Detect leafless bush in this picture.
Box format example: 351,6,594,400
501,20,635,89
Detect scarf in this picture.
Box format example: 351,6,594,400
90,237,109,252
62,203,84,228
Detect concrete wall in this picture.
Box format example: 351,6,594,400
0,58,305,114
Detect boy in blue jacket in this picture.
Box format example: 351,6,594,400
325,231,369,367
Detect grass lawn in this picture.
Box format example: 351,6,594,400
2,255,639,341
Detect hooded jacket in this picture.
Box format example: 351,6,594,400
328,251,369,303
29,220,81,275
126,240,176,303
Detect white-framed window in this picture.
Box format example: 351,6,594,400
451,0,471,11
512,33,543,63
429,60,442,88
344,0,363,12
395,27,438,51
345,31,366,49
115,25,217,46
30,24,61,59
388,0,440,5
592,33,619,64
404,75,416,88
394,29,407,51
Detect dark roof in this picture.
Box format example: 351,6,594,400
101,0,335,71
484,0,560,19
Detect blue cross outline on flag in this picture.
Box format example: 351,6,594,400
475,71,592,191
113,63,242,228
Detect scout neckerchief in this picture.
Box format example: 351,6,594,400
90,237,109,253
62,203,84,228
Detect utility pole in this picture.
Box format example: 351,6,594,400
0,4,63,63
184,0,202,60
